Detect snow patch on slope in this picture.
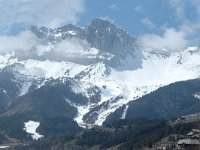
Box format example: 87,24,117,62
65,97,92,128
121,105,129,119
0,53,18,69
24,121,43,140
15,59,87,79
70,47,200,126
2,46,200,127
71,62,161,126
0,146,10,149
67,31,76,35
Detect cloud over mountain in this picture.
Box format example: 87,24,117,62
0,0,85,33
139,28,188,51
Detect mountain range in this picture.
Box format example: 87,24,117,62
0,18,200,146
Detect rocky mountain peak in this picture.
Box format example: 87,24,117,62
88,18,115,31
29,18,142,70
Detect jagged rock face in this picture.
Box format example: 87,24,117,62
84,19,137,58
84,19,141,69
30,18,142,69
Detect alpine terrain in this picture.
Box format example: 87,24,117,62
0,18,200,149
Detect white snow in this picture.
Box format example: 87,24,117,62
0,146,10,149
0,53,18,69
194,93,200,100
24,121,43,140
121,105,129,119
74,104,92,128
70,61,161,126
65,97,92,128
1,46,200,127
66,31,76,35
15,59,87,79
70,47,200,126
55,33,62,38
19,81,32,96
84,48,100,58
54,31,76,37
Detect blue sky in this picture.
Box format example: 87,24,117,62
0,0,200,51
80,0,200,50
80,0,178,36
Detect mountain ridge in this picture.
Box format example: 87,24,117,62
0,18,200,129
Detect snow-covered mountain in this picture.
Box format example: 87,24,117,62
1,18,200,128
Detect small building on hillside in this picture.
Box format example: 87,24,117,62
177,129,200,150
177,139,200,150
153,141,176,150
153,129,200,150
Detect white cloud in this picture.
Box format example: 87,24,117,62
169,0,186,21
169,0,200,21
0,30,37,53
169,0,200,46
52,38,90,58
139,28,188,51
192,0,200,16
109,4,118,11
0,0,84,33
0,30,91,60
141,18,155,29
134,5,144,13
139,0,200,51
